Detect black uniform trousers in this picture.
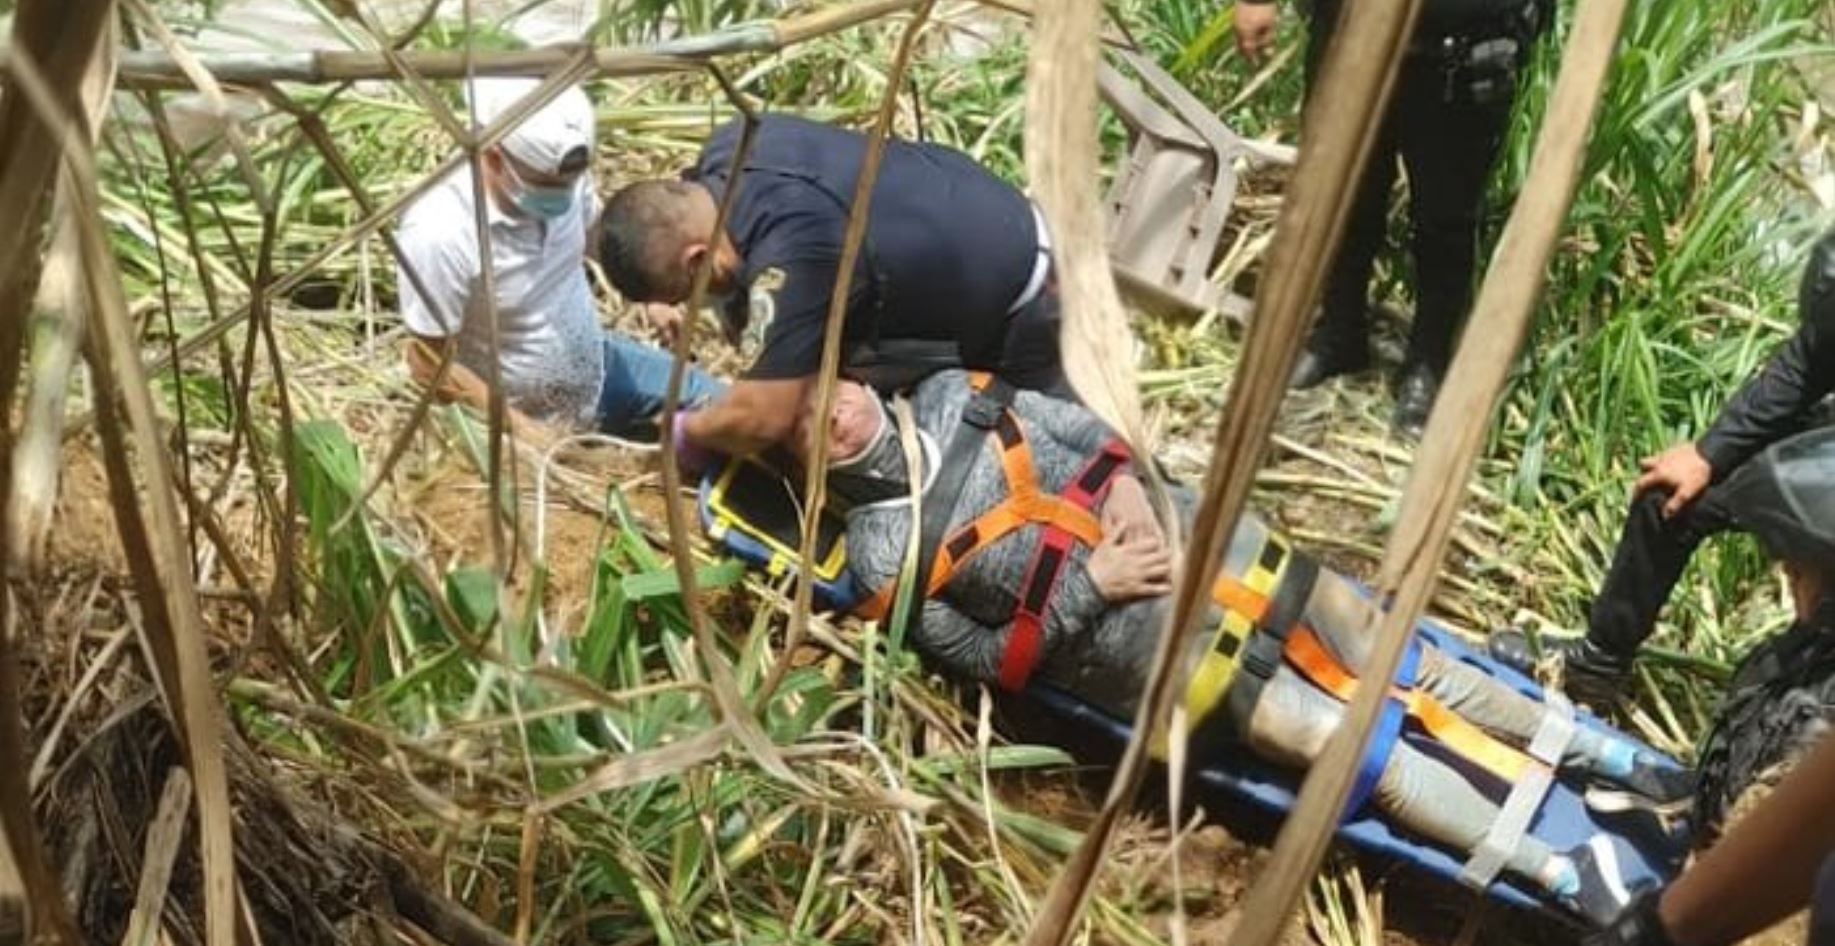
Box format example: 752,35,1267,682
1586,402,1834,657
1586,225,1835,656
1585,486,1739,658
1305,14,1522,374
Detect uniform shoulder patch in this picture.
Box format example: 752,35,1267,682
740,266,784,359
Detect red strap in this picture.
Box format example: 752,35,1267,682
997,438,1133,690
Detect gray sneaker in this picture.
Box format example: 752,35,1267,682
1564,836,1639,927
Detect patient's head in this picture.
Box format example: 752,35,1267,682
797,380,887,466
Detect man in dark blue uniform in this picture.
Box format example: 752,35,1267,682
1492,228,1835,701
598,115,1057,463
1236,0,1548,436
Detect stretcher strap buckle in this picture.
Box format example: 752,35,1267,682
961,382,1012,430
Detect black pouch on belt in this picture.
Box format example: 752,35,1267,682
1430,0,1544,106
1452,34,1525,106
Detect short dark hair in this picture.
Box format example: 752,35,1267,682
599,180,701,302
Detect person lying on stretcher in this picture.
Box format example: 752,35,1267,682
809,369,1694,924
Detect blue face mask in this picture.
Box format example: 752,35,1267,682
499,153,577,220
514,184,576,220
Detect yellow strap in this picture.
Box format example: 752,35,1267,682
1149,535,1288,760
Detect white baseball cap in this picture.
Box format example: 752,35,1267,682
467,77,595,176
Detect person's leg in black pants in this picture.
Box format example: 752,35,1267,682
1492,483,1737,703
1291,25,1403,390
1586,484,1738,659
1391,60,1514,435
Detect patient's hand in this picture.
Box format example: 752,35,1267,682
1101,474,1164,545
1088,529,1173,602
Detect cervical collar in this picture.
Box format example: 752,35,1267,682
829,394,934,503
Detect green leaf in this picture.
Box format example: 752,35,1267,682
445,566,500,634
914,745,1077,777
619,558,747,601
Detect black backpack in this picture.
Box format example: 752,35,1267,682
1693,601,1835,836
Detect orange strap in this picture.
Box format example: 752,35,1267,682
854,396,1105,622
854,499,1103,620
1282,625,1532,784
1212,576,1272,627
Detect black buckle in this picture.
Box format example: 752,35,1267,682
1239,634,1283,683
961,382,1013,430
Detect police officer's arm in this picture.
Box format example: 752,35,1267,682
683,376,812,456
685,256,858,455
1695,229,1835,474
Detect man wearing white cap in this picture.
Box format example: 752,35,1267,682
397,77,722,441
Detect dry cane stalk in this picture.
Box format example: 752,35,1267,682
6,42,244,946
9,16,116,573
7,1,926,87
650,65,811,793
1024,0,1144,442
0,0,121,940
756,0,937,709
119,0,273,215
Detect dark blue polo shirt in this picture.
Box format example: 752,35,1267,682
687,115,1039,381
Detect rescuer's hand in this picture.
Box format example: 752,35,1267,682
1634,441,1713,518
1233,2,1279,62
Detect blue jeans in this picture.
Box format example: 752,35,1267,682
594,334,726,439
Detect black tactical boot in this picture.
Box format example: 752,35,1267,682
1290,315,1372,390
1390,360,1441,439
1489,627,1634,708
